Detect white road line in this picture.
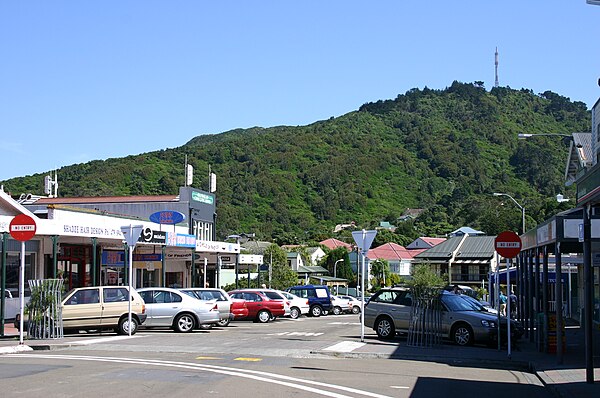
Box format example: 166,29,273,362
328,322,361,325
5,354,393,398
322,341,365,353
390,386,409,389
69,335,142,345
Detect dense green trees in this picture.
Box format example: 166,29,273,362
1,82,588,243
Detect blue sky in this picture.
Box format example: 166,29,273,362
1,1,599,183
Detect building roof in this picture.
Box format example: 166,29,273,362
448,226,485,236
241,241,273,255
420,237,446,246
296,265,329,274
414,235,496,261
565,132,593,186
27,195,180,205
367,242,414,261
320,238,352,251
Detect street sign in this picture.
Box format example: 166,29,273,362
352,230,377,254
495,230,522,258
9,214,37,242
149,210,185,225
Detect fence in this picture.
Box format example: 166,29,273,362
407,288,443,348
26,279,64,339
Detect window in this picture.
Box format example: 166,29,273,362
65,289,100,305
103,288,129,303
372,290,398,304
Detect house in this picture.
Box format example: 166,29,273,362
413,235,497,287
406,237,446,250
448,226,485,237
366,242,415,277
377,221,395,231
397,208,424,222
319,238,353,251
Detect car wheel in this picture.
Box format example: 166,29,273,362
352,306,360,314
174,313,196,333
289,307,300,319
375,316,395,339
333,306,342,315
257,310,271,323
117,316,139,335
217,318,230,327
451,323,474,346
310,305,322,317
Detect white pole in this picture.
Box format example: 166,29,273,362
568,263,572,319
19,241,25,345
203,258,207,287
360,250,365,342
496,255,501,351
507,257,512,359
128,237,134,337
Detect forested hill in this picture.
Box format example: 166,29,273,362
1,81,591,244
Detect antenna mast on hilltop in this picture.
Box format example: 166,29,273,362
495,47,499,88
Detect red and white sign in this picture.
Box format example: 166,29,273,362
9,214,37,242
495,230,522,258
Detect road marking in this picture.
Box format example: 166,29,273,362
5,353,393,398
196,356,221,360
390,386,409,389
267,331,324,336
328,322,361,325
234,357,262,362
69,335,142,345
322,341,365,353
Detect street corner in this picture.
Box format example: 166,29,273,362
0,344,33,355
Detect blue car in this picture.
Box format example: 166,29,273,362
286,285,333,317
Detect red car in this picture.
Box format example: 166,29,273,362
228,289,285,323
230,298,249,320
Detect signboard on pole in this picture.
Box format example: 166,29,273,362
9,214,37,345
9,214,37,242
352,230,377,255
494,231,522,258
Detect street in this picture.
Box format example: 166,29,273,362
0,314,551,397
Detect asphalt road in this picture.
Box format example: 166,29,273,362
0,314,552,397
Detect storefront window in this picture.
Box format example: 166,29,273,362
4,253,35,295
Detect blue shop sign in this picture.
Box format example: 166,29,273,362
149,210,186,225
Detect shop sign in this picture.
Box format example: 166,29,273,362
166,232,196,248
196,240,239,254
191,191,214,205
133,253,162,262
102,251,125,267
138,228,167,245
149,210,185,225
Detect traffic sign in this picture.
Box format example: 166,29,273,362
352,229,377,254
495,230,522,258
9,214,37,242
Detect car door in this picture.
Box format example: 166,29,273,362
147,290,181,326
241,292,262,318
101,287,131,328
62,288,101,329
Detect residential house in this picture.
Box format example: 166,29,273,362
320,238,353,251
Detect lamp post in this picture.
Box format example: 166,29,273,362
493,192,526,235
334,259,344,295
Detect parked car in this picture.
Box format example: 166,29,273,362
364,286,524,346
180,288,235,327
228,289,286,323
16,286,146,335
137,287,220,332
286,285,333,317
331,295,353,315
278,290,310,319
340,295,362,314
230,297,249,320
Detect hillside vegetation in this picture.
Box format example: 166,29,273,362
1,81,590,244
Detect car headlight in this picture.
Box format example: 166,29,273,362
481,320,496,328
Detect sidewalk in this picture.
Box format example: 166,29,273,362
1,321,599,397
312,325,599,398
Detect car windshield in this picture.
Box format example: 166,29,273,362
441,294,483,312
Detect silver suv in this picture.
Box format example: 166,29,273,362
364,287,523,346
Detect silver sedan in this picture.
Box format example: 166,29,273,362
137,287,220,333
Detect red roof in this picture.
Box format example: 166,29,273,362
320,238,352,251
367,242,414,261
420,237,446,247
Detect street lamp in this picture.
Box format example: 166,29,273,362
493,192,526,235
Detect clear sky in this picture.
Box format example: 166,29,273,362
1,1,599,182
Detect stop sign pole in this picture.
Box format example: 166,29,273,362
9,214,37,345
494,230,522,359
